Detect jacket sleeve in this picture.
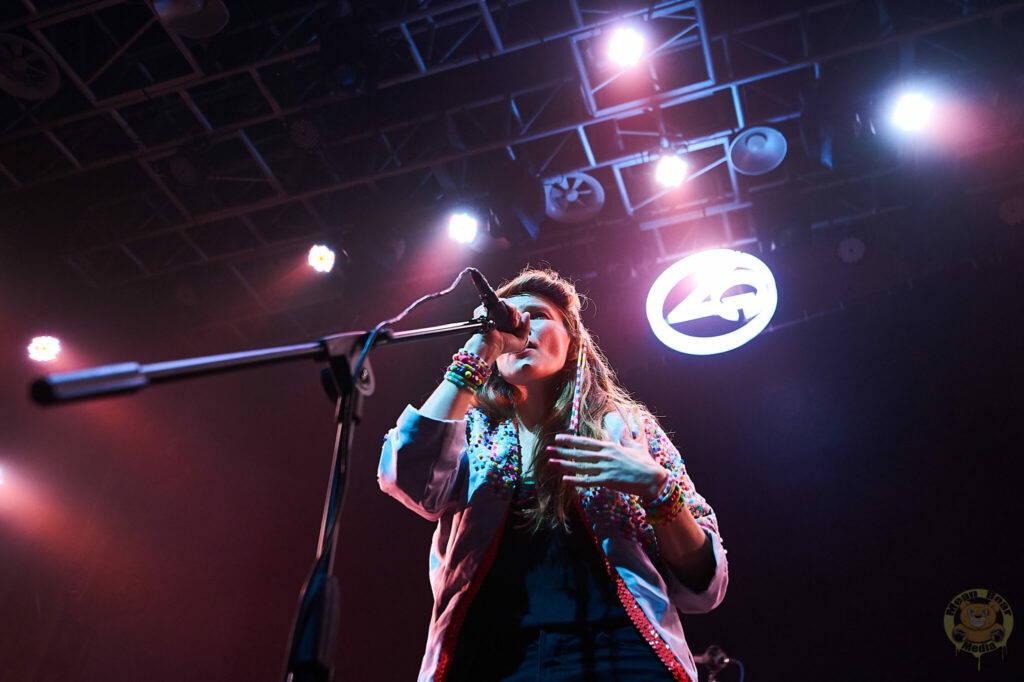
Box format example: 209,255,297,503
644,417,729,614
377,404,468,521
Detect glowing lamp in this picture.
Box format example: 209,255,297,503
655,155,687,188
307,244,336,273
892,93,933,132
27,336,61,362
609,28,644,67
448,213,479,244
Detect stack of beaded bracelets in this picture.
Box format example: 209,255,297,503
643,473,686,525
444,348,492,393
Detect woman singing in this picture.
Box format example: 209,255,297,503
379,268,728,681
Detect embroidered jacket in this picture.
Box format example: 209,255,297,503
378,405,728,682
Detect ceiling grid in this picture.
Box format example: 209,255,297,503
0,0,1021,339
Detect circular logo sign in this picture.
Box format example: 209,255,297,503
943,588,1013,668
646,249,778,355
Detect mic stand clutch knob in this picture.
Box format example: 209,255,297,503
694,644,731,681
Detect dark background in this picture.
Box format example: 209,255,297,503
3,237,1021,681
2,1,1023,680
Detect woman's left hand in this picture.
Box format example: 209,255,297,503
547,433,668,501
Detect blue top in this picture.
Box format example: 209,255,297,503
458,480,628,631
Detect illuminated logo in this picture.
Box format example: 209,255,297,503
646,249,778,355
944,588,1013,670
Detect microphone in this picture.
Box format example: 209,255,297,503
468,268,517,334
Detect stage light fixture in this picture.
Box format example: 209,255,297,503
319,6,380,93
655,154,687,188
448,212,479,244
307,245,336,273
892,93,933,132
609,28,644,67
27,336,61,362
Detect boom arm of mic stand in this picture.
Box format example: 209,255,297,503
29,318,493,406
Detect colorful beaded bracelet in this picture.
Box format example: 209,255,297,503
444,369,479,392
453,349,491,376
443,348,492,393
446,362,485,388
643,473,686,526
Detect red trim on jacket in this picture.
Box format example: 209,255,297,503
573,496,692,682
433,506,510,682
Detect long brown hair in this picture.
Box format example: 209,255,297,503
473,267,649,531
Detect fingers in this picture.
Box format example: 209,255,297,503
499,309,529,354
545,445,607,461
554,433,606,450
516,311,531,345
494,301,530,354
560,475,604,487
549,457,603,470
550,460,605,487
549,444,606,483
505,301,521,328
474,299,533,356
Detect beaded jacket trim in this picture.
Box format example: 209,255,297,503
464,408,714,559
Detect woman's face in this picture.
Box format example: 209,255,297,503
496,294,572,389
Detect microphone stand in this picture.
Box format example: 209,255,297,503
30,316,495,682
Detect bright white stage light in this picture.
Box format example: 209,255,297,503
609,28,644,67
892,93,933,132
448,212,479,244
655,154,687,188
307,244,336,273
27,336,61,362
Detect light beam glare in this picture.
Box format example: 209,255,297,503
892,93,933,132
655,155,688,188
307,245,336,273
448,213,479,244
609,28,644,67
28,335,61,362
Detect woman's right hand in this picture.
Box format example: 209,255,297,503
466,300,531,363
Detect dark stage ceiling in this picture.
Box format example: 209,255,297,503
1,1,1023,680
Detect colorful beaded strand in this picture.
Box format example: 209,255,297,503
568,341,586,435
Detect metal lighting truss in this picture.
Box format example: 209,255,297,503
1,0,1022,312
